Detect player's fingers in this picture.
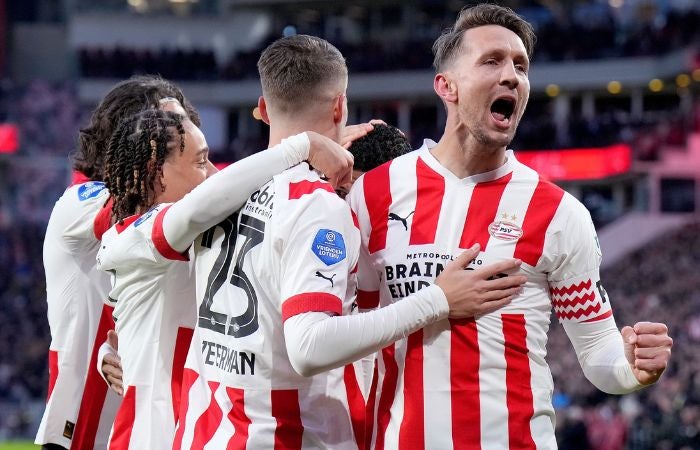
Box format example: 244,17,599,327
634,347,672,361
634,358,668,373
104,353,122,369
482,286,523,302
475,258,522,279
634,333,673,349
620,326,637,345
107,376,124,396
448,244,479,270
477,296,514,316
633,321,668,335
107,329,119,351
340,123,373,147
368,119,386,126
482,274,528,291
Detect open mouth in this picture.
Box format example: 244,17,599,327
490,97,516,125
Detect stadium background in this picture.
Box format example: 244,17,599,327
0,0,699,448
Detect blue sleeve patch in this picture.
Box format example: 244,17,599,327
134,207,158,227
77,181,106,201
312,229,346,266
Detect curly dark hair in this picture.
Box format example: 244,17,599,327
74,75,199,181
103,110,186,222
348,124,413,172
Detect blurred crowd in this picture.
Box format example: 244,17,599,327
77,3,700,80
551,221,700,450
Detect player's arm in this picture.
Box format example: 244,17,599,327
553,200,671,393
284,248,523,376
161,132,353,253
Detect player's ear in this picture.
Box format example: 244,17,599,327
434,73,457,104
258,96,271,125
332,93,346,125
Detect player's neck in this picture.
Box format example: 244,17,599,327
268,121,338,148
431,122,507,179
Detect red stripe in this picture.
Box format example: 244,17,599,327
365,362,379,450
357,290,379,309
94,197,113,240
450,318,481,450
374,345,399,450
502,314,536,450
70,171,91,186
351,209,360,230
225,387,251,450
583,309,613,323
190,381,223,450
72,304,116,450
281,292,342,322
459,173,513,250
271,389,304,450
513,180,565,266
172,368,199,450
115,215,139,234
152,206,189,261
109,385,136,450
171,327,194,422
364,162,392,254
409,158,444,245
46,350,58,402
398,330,424,450
288,180,334,199
344,364,366,449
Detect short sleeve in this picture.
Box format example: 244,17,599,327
547,197,612,324
278,189,360,322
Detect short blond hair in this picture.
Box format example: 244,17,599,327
432,3,536,72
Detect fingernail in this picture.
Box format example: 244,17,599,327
514,259,522,265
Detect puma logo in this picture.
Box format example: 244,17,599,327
315,271,336,287
388,211,415,230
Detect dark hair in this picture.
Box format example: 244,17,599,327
432,3,536,72
257,34,347,114
74,75,199,181
103,109,186,222
348,124,412,172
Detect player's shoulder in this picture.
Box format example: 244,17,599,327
277,163,341,204
55,180,109,211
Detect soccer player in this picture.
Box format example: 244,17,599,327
96,107,352,450
36,75,200,450
174,35,526,449
347,4,674,449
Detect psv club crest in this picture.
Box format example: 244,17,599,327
488,213,523,241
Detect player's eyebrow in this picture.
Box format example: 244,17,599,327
196,147,209,157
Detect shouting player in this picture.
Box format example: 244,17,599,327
347,4,673,449
173,35,526,449
96,106,352,449
36,76,199,450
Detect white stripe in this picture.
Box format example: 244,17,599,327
422,321,453,450
179,377,211,450
477,315,509,448
524,314,557,450
383,342,407,450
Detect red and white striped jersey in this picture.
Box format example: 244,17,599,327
175,163,364,450
347,141,613,450
36,181,121,450
97,204,196,450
